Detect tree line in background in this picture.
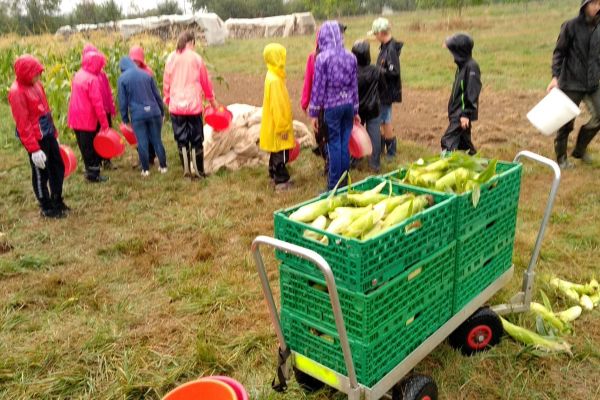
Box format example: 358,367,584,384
0,0,183,34
0,0,536,35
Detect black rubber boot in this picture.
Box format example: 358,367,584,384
554,137,570,166
191,147,207,178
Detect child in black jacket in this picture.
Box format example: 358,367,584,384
441,33,482,155
352,40,386,172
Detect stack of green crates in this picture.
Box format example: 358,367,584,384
385,161,523,314
275,177,458,387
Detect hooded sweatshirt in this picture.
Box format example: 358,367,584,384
8,55,57,153
117,57,164,124
309,21,359,118
260,43,295,153
82,44,116,117
301,30,320,111
163,47,215,116
352,41,386,122
377,37,403,105
446,33,482,122
129,45,154,77
551,0,600,92
67,51,110,132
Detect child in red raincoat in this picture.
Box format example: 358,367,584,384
8,55,68,218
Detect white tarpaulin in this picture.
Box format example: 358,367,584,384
225,12,316,40
56,13,228,46
203,104,316,174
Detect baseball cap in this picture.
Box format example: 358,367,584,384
368,17,391,36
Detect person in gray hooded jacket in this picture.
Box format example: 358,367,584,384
548,0,600,168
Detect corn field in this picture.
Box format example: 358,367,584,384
0,34,175,139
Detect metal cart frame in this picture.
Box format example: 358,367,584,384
251,151,561,400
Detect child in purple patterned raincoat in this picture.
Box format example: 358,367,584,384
309,21,360,191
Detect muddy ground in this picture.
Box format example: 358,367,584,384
218,73,598,160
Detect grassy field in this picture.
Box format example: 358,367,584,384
1,0,600,399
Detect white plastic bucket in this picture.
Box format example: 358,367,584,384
527,88,581,136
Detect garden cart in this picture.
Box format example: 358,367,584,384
251,151,561,400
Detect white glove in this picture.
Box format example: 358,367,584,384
31,150,47,170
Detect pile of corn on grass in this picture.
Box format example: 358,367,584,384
501,277,600,355
289,175,434,242
398,152,498,207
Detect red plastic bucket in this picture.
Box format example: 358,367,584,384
162,379,237,400
203,376,248,400
349,122,373,158
288,139,301,163
119,123,137,146
59,144,77,178
205,106,233,131
93,128,125,159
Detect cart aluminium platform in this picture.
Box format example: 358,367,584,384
252,151,561,400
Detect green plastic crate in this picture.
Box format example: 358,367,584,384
280,243,455,342
385,161,523,237
275,177,457,293
453,242,515,313
281,288,453,388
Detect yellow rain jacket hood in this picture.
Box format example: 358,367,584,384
260,43,295,153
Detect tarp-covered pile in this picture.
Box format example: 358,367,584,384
225,13,316,40
203,104,316,174
56,13,228,46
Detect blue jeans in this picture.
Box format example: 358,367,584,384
325,104,354,190
132,116,167,171
365,116,381,172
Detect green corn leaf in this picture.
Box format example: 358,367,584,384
540,290,553,313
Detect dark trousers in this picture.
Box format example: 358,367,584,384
171,114,205,174
269,150,290,184
441,120,476,155
365,116,382,171
312,111,329,176
132,116,167,171
324,104,354,190
171,114,204,149
556,89,600,161
29,135,64,210
75,127,102,180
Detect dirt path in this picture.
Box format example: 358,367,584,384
217,73,598,159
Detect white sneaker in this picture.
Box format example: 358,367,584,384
159,167,168,174
141,170,150,177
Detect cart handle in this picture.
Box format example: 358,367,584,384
494,151,561,315
251,236,359,390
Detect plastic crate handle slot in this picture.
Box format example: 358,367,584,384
407,266,423,282
486,218,498,229
484,179,499,192
405,311,422,326
309,327,337,345
309,280,329,294
404,219,423,235
482,255,494,268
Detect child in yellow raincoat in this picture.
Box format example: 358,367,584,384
260,43,295,191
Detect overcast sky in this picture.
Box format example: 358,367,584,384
60,0,192,15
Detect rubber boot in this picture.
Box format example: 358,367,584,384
190,148,207,179
554,137,572,169
178,146,191,177
572,127,599,162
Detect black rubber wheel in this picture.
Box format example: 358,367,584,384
448,306,503,356
392,374,438,400
294,367,325,392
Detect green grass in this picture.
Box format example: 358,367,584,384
1,1,600,399
205,0,575,91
